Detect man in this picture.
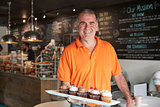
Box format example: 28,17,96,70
22,42,35,61
149,71,160,96
57,9,134,107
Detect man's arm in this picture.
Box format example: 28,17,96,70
114,73,134,107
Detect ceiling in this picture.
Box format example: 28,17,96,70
0,0,134,26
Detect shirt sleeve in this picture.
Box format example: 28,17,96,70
57,48,71,82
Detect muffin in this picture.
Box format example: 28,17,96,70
100,90,112,103
89,88,100,100
69,85,78,95
59,85,69,94
77,86,87,98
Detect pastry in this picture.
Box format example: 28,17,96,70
69,85,78,95
59,85,69,94
87,87,94,98
100,90,112,103
77,86,87,98
89,88,100,100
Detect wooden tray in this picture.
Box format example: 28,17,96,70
45,90,120,106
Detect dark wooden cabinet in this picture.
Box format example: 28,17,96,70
0,72,60,107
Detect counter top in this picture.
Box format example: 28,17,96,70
0,71,58,80
118,96,160,107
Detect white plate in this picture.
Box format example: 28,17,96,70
45,90,120,106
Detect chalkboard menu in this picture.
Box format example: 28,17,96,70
96,0,160,60
51,0,160,60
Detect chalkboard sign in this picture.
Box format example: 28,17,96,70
51,0,160,60
96,0,160,60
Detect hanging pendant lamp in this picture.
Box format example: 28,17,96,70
0,2,17,44
22,0,42,42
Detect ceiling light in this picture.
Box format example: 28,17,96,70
43,15,46,18
22,31,41,42
56,12,59,15
0,2,17,44
23,19,26,23
22,0,42,42
73,8,76,11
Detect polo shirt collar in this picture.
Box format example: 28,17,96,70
75,36,103,48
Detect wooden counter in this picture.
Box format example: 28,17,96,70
0,72,60,107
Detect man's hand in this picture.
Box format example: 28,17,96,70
126,99,134,107
67,96,86,105
61,81,70,87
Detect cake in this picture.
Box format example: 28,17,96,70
69,85,78,95
100,90,112,103
59,85,69,94
77,86,87,98
89,88,100,100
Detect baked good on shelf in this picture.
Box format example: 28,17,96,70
69,85,78,95
77,86,87,98
89,88,100,100
37,61,50,64
100,90,112,103
59,85,69,94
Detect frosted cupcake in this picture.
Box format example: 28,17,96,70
69,85,78,95
87,87,94,98
59,85,69,94
77,86,87,98
100,90,112,103
89,88,100,100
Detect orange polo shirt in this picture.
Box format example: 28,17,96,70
57,36,122,92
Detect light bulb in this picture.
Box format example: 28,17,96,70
23,19,26,23
43,15,46,18
73,9,76,11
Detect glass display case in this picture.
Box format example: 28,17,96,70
34,48,61,78
35,52,54,78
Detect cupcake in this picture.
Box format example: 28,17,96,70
69,85,78,95
59,85,69,94
89,88,100,100
87,87,94,98
100,90,112,103
77,86,87,98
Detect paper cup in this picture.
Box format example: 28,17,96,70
135,96,142,107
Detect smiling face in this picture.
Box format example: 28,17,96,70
77,13,98,41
